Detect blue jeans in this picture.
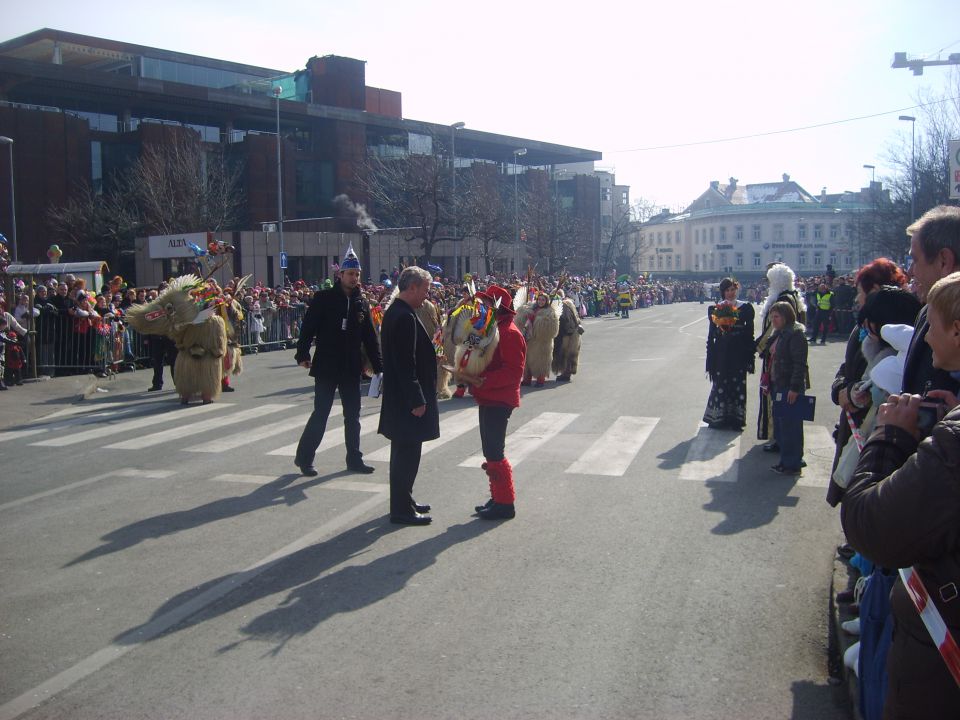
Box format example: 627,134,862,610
772,386,805,470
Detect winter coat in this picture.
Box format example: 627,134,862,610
705,301,755,381
515,301,559,378
901,305,960,396
841,409,960,718
470,309,526,408
377,298,440,443
295,281,382,380
769,322,809,392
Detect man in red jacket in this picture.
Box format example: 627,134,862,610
457,285,526,520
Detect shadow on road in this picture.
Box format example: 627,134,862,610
63,470,352,567
789,679,848,719
702,445,800,535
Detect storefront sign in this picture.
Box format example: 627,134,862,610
148,232,206,259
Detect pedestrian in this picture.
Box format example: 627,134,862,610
516,290,559,387
767,300,810,475
703,278,755,431
377,266,439,525
456,285,526,520
146,332,177,392
841,270,960,719
293,243,383,476
808,281,834,344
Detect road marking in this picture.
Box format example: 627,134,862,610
0,492,386,720
266,413,379,457
459,412,579,468
321,480,387,493
185,413,310,453
565,416,659,476
210,473,282,485
103,404,291,450
795,425,836,488
0,469,176,513
678,425,741,482
365,408,478,462
38,395,171,421
629,358,665,362
0,428,49,443
31,403,228,447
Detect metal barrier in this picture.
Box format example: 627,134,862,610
235,305,305,353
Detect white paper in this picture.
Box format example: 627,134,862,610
367,373,382,398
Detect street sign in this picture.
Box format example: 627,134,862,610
950,139,960,200
280,251,288,270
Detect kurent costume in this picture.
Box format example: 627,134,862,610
125,275,240,404
468,285,526,520
755,264,805,441
294,243,383,475
515,292,559,387
552,293,583,382
703,297,755,430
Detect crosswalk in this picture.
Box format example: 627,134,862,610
3,398,836,488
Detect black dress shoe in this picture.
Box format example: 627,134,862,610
296,463,318,477
390,512,432,526
147,385,162,392
347,462,375,474
414,502,431,513
477,502,515,520
474,498,494,513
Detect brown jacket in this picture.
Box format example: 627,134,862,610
841,410,960,717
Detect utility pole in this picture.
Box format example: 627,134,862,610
891,51,960,76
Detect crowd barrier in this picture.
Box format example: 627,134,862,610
232,305,306,354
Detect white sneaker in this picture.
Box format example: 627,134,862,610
841,618,860,636
844,641,860,677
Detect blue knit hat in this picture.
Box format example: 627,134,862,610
341,242,361,271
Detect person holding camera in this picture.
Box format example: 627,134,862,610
841,271,960,718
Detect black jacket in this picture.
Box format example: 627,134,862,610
901,305,960,396
770,322,809,392
377,298,440,443
295,282,382,380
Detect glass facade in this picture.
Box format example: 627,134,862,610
140,57,271,92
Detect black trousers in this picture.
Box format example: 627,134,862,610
150,341,177,389
295,375,362,467
479,405,513,461
389,440,423,515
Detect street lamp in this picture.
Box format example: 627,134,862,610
899,115,916,221
450,121,465,280
512,148,527,274
273,85,285,283
863,164,875,184
0,136,16,262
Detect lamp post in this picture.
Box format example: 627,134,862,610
273,85,285,283
512,148,527,274
899,115,916,221
450,122,465,280
0,136,16,262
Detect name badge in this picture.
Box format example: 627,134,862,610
341,318,347,331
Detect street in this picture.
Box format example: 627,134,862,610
0,301,850,719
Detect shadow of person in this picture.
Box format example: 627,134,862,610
64,471,348,567
219,521,495,656
789,678,847,719
702,445,800,535
657,425,740,471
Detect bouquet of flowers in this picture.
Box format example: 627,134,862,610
710,300,740,333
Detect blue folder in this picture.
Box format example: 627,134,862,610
772,392,816,421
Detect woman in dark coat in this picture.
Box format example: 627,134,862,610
768,300,810,474
378,266,440,525
703,278,755,430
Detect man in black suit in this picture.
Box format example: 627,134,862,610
294,243,383,476
378,266,440,525
901,205,960,399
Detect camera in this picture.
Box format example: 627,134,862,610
916,396,947,436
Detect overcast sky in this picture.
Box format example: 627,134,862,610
7,0,959,210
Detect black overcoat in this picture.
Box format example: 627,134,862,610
377,298,440,443
295,282,382,380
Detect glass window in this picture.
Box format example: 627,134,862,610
719,226,726,242
844,255,853,267
798,224,807,240
666,254,673,269
798,251,807,267
735,226,744,241
657,255,663,269
814,252,823,266
773,224,783,241
735,252,743,268
675,256,681,270
752,253,761,268
830,224,840,240
814,225,823,240
709,227,714,242
666,231,672,244
752,225,761,241
91,141,103,194
719,252,727,268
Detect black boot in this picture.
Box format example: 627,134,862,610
477,502,515,520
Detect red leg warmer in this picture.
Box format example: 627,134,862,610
486,458,515,504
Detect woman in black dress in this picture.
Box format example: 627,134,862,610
703,278,755,430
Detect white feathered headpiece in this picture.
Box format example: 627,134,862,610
761,263,806,328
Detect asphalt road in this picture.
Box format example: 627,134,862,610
0,302,851,720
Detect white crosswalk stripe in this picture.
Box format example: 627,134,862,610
459,412,578,468
795,425,836,488
266,413,379,457
365,408,479,462
678,423,741,482
185,413,310,453
30,402,228,447
103,404,292,450
565,416,659,476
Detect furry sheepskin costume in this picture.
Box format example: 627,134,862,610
552,298,583,379
515,297,559,381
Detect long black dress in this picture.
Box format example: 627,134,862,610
703,301,755,430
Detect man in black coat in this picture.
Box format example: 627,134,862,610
294,244,383,476
378,266,440,525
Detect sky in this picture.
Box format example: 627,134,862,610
6,0,960,211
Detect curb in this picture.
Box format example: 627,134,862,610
831,552,864,720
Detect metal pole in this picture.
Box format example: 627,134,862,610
274,87,284,284
514,165,518,274
450,122,464,281
910,122,916,221
0,137,16,262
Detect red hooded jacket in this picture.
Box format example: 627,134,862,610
470,306,526,408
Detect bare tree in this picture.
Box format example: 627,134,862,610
46,181,142,269
458,163,511,275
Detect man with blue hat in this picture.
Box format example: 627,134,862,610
294,242,383,476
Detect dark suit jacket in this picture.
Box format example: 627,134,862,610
294,281,382,380
377,298,440,443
